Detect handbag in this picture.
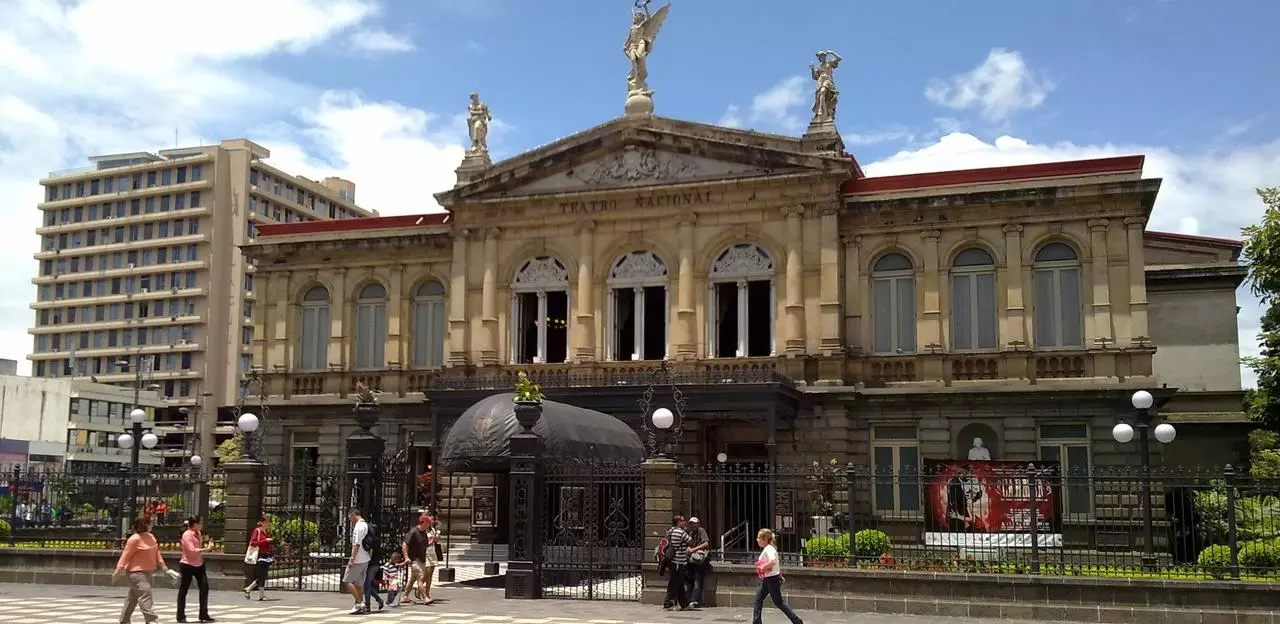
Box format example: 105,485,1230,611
244,545,259,565
434,541,444,560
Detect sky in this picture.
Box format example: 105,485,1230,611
0,0,1277,385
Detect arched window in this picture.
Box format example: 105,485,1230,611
354,283,387,370
607,251,668,361
298,285,330,372
871,253,916,354
412,281,446,368
708,243,774,358
950,247,998,351
511,256,571,364
1033,242,1083,348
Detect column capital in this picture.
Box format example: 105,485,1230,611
390,263,405,274
1002,224,1024,235
920,229,942,241
817,200,841,216
486,227,503,240
781,204,805,218
1088,218,1110,231
454,228,473,241
1123,216,1145,229
677,211,698,227
576,220,596,234
840,234,862,247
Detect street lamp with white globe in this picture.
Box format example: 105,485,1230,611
117,406,158,540
1111,389,1175,569
638,361,687,460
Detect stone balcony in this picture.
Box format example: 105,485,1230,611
261,347,1154,402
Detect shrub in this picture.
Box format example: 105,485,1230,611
1198,544,1231,579
278,517,321,553
804,533,850,556
854,529,891,559
0,518,11,541
1240,538,1280,572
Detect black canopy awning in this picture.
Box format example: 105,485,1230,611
439,392,645,472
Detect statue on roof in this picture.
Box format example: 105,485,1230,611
466,92,492,157
810,50,843,122
623,0,670,98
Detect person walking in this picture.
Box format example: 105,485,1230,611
685,516,711,608
113,515,179,624
243,514,273,601
401,514,439,605
660,515,691,611
177,515,215,622
345,508,372,615
753,528,804,624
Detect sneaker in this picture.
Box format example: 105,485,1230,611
348,604,363,615
690,602,700,608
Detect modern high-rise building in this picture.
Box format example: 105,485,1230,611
28,139,375,467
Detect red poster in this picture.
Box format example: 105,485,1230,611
923,460,1061,536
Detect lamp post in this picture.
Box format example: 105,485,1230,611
234,369,267,463
1111,389,1176,568
637,360,687,460
117,407,158,539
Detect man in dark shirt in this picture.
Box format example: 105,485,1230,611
662,515,691,610
684,516,711,607
401,515,431,603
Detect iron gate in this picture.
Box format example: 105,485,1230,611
261,453,417,592
540,460,645,600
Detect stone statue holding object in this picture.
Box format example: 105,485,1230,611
466,92,492,157
810,49,843,122
622,0,670,116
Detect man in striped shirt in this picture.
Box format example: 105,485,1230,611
662,515,691,610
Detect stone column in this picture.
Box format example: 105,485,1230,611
1124,217,1149,344
783,205,806,355
272,272,292,372
842,235,863,353
330,268,347,369
223,461,264,559
919,229,943,351
675,214,697,360
481,229,500,365
1088,219,1113,342
387,264,404,368
1002,225,1027,348
448,231,469,365
575,223,596,363
256,270,272,369
818,202,842,356
640,459,678,606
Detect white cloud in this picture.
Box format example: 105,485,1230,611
844,128,916,147
718,76,808,132
718,104,744,129
866,132,1280,387
349,28,416,53
924,49,1055,122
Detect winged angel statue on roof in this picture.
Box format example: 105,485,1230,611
624,0,670,97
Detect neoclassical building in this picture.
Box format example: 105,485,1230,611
243,110,1248,525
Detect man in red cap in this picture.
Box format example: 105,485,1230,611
401,514,440,604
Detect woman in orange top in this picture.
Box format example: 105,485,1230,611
113,515,178,624
177,515,214,623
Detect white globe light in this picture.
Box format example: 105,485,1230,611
716,452,728,464
1154,423,1177,444
190,455,203,467
117,433,135,449
1131,390,1154,410
141,432,159,449
651,407,674,430
1112,423,1135,444
129,408,147,424
237,412,260,433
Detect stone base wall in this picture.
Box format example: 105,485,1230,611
0,549,249,592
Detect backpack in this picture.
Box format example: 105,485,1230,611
361,522,377,553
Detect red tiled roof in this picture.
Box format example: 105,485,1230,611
1145,230,1242,248
842,155,1145,194
256,213,449,237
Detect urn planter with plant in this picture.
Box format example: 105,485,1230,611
513,371,545,432
353,382,381,430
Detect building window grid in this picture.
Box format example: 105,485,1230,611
871,253,917,354
949,248,998,351
1037,424,1093,516
871,425,920,514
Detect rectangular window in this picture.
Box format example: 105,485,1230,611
190,191,201,208
1034,267,1084,348
191,164,202,181
1038,424,1091,516
950,272,998,351
176,167,186,184
161,169,171,185
872,425,920,513
873,276,917,354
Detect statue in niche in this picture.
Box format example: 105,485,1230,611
466,92,492,156
967,437,991,461
623,0,670,97
809,50,843,122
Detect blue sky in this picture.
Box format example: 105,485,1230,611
1,0,1277,383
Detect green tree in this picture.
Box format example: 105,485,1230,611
1240,188,1280,430
217,431,246,463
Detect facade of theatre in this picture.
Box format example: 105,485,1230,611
243,113,1248,518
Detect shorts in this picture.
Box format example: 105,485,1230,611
343,561,369,585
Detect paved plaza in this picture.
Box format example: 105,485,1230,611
0,583,1038,624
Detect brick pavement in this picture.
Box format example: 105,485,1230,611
0,582,1036,623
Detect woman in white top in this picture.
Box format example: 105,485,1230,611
753,529,804,624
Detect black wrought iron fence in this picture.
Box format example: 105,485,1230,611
676,462,1280,581
540,459,646,601
1,463,225,550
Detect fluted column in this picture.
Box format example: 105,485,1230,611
1088,218,1113,343
842,235,863,353
1002,224,1026,348
330,268,347,369
269,271,289,370
575,222,596,363
818,202,842,355
1124,217,1150,345
675,213,697,360
448,231,469,365
385,264,403,369
481,229,500,365
783,205,805,355
920,229,942,351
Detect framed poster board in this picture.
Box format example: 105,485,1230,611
774,489,795,534
472,485,497,529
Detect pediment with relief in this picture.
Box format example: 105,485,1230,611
508,147,786,195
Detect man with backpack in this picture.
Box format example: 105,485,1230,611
345,508,373,615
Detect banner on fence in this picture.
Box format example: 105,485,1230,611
922,460,1062,547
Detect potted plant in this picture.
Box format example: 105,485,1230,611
353,382,380,430
513,371,544,432
807,458,841,536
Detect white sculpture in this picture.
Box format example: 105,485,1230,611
466,92,491,156
968,437,991,461
623,1,670,97
809,50,842,122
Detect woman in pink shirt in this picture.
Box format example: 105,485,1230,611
113,515,177,624
177,515,214,623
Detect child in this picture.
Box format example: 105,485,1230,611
381,552,406,607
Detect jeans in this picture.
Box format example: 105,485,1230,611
664,564,689,609
685,563,706,605
364,566,383,608
246,561,270,591
177,563,210,620
753,576,803,624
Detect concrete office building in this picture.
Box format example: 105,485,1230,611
28,139,375,466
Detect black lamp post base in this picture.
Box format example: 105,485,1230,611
484,561,502,576
438,567,456,583
505,562,541,599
